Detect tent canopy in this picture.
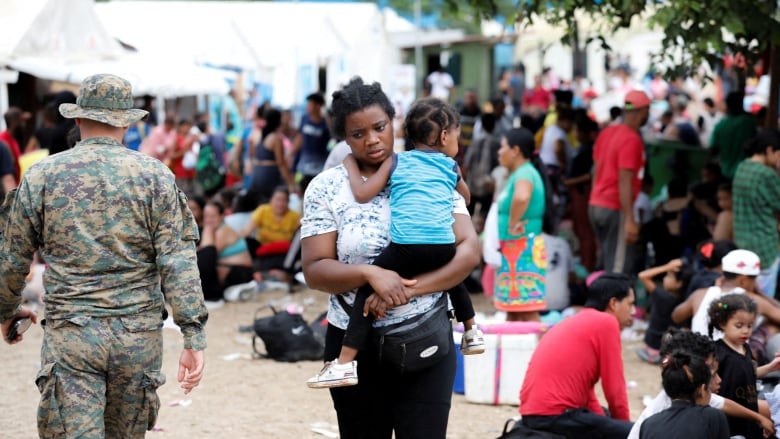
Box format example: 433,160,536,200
94,1,405,107
95,1,382,69
0,0,231,97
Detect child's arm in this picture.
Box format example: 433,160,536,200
638,259,682,295
454,165,471,205
343,153,393,203
756,352,780,378
722,398,775,435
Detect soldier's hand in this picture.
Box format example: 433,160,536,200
1,306,38,345
177,349,205,394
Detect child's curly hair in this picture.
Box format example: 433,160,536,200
403,97,459,149
707,293,757,338
659,328,714,359
661,350,712,402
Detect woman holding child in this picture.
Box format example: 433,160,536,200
301,78,479,437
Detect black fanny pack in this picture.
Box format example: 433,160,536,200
374,294,452,372
338,293,452,372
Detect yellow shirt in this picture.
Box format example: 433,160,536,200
250,204,300,244
19,150,49,180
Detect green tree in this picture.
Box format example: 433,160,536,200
448,0,780,125
449,0,780,78
391,0,779,81
386,0,518,34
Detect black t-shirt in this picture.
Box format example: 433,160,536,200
567,141,593,194
568,141,594,179
50,120,76,155
644,285,682,350
715,339,762,439
34,126,56,151
639,400,728,439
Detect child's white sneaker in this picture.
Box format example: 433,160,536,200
306,360,358,389
461,328,485,355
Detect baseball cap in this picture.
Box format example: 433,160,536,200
624,90,651,110
722,249,761,276
59,74,148,128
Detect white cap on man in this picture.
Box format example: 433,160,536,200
722,249,761,276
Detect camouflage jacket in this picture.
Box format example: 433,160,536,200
0,137,207,350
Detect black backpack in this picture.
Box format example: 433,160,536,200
251,306,324,362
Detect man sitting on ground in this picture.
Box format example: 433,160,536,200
518,273,635,439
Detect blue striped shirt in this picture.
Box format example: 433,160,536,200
389,150,457,244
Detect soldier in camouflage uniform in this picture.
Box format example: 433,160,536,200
0,74,208,438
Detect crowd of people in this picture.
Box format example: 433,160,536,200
2,52,780,437
488,62,780,438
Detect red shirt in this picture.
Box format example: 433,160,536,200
522,86,552,111
172,134,195,180
0,130,21,181
519,308,630,421
589,124,645,210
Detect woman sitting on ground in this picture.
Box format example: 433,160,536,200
240,186,301,281
198,200,254,303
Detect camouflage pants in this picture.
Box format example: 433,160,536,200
36,315,164,439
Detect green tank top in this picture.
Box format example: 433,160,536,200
497,162,545,241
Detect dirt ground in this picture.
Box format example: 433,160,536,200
1,287,661,438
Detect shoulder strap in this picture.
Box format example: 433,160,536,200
336,294,353,314
252,335,268,359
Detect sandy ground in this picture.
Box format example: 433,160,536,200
1,287,661,438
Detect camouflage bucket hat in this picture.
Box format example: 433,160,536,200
59,74,148,127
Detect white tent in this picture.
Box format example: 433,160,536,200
0,0,232,118
3,0,123,62
95,1,408,108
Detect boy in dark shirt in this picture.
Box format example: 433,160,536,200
636,259,694,364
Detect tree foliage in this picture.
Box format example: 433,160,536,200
445,0,780,77
385,0,518,34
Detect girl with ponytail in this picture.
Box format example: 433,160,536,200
639,351,728,438
707,293,780,438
